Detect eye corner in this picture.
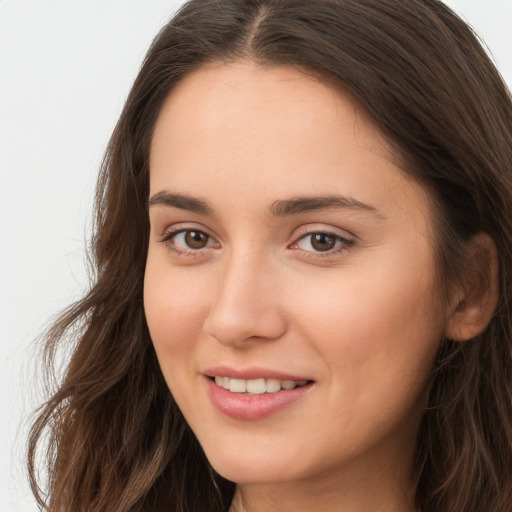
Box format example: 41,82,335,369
288,227,355,258
157,226,221,260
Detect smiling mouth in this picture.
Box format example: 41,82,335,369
212,376,310,395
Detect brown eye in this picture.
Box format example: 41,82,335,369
184,230,210,249
310,233,336,252
294,231,352,255
160,228,219,256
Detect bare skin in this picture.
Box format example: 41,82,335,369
144,60,488,511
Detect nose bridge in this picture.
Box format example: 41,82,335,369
204,245,286,345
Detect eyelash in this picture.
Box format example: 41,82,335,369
292,231,354,257
159,229,218,258
158,228,354,259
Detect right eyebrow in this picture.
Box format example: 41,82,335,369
148,191,215,216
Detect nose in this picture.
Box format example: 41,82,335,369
203,250,287,347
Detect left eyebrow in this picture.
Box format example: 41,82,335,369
269,195,383,218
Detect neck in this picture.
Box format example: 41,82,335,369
228,454,418,512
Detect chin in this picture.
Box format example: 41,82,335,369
211,459,298,485
202,441,307,485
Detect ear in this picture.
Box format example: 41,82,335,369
444,233,499,342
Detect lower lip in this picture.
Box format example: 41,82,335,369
205,377,313,420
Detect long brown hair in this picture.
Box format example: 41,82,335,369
28,1,512,510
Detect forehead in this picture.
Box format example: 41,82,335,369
149,60,432,235
150,60,392,170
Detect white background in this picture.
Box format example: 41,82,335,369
1,1,511,510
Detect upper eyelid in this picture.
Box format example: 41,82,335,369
292,223,355,241
159,227,218,245
159,229,219,258
155,222,356,247
159,230,352,261
156,221,219,239
291,232,352,250
295,232,350,244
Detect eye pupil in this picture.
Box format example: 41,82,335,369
311,233,336,251
185,230,208,249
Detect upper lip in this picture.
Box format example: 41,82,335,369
204,366,313,382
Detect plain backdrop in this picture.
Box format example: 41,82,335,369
1,1,511,510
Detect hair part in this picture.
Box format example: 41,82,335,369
28,1,512,511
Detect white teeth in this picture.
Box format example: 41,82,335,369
229,378,247,393
246,378,266,395
214,376,308,394
265,378,281,393
281,380,296,390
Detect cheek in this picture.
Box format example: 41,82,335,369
290,256,443,392
143,258,210,362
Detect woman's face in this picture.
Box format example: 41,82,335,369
144,61,448,486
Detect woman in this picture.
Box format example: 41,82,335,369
28,0,512,511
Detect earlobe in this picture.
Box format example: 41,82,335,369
444,233,500,342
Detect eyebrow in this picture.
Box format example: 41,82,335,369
148,190,381,218
148,191,215,216
270,195,381,217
